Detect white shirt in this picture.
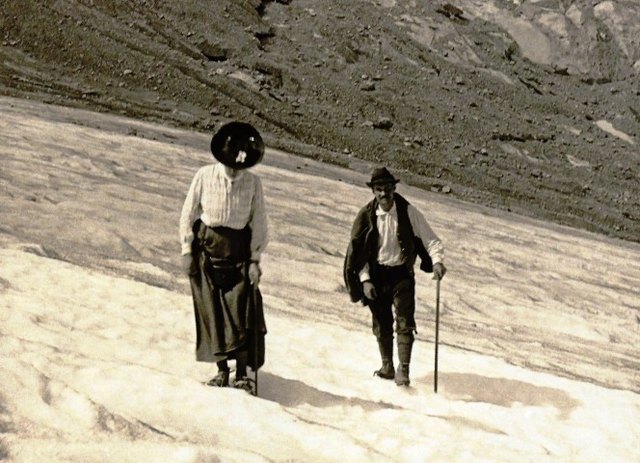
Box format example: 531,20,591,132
179,163,267,260
359,201,444,282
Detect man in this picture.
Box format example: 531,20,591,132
179,121,268,392
344,167,446,386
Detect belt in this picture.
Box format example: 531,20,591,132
207,257,245,269
376,263,405,271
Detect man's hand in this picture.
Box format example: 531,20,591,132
248,261,262,285
362,281,377,300
181,253,194,276
433,262,447,280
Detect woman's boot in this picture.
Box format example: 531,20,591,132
206,360,230,387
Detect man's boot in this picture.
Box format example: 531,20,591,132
395,334,413,386
373,336,394,380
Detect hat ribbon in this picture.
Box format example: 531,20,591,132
236,150,247,163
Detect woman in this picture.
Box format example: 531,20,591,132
179,121,268,392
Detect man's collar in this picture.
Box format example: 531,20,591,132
376,202,396,216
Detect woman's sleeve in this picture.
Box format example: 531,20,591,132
179,169,204,255
249,177,268,261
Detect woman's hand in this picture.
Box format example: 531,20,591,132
248,261,262,285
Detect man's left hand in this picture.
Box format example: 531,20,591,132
248,262,262,285
433,262,447,280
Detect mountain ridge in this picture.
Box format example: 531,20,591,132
1,0,639,241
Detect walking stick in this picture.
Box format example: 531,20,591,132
434,278,441,393
251,283,259,397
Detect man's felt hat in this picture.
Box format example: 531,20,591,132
366,167,400,187
210,121,265,169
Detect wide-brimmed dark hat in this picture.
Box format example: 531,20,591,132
210,121,265,169
366,167,400,187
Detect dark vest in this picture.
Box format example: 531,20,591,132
343,194,432,303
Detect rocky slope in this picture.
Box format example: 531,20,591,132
1,0,639,241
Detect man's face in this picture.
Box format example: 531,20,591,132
373,183,395,211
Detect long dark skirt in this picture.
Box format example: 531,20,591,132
189,220,266,369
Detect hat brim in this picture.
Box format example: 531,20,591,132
366,179,400,187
